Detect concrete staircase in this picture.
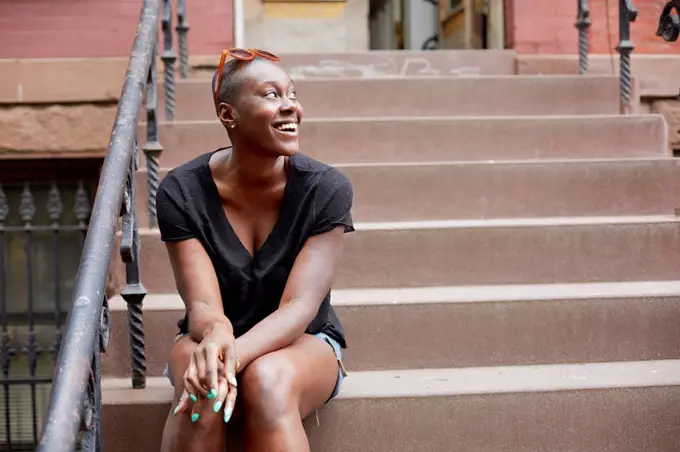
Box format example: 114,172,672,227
103,50,680,451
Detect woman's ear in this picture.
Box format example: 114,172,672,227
218,102,237,130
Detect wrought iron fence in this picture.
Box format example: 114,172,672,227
0,171,97,451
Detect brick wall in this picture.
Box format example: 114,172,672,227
510,0,676,54
0,0,233,59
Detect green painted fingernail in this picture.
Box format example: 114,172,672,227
223,406,233,423
191,413,200,423
207,389,217,399
189,394,197,403
173,405,180,415
213,400,223,413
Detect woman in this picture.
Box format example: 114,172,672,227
156,49,354,452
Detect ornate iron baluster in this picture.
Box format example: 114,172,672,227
656,1,680,42
176,0,190,79
121,141,148,389
19,183,41,446
0,183,14,451
79,296,108,452
576,0,590,74
144,42,164,228
75,181,92,242
161,0,177,120
616,0,637,113
48,183,65,363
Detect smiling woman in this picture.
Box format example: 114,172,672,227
156,49,354,452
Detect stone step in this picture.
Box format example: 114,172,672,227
102,360,680,452
134,157,679,228
108,216,680,295
137,114,669,169
102,281,680,379
163,75,620,121
190,49,518,79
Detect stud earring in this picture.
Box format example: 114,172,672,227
229,123,236,129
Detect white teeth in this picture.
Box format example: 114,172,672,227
275,123,298,132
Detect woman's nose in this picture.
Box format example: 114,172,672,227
280,96,296,113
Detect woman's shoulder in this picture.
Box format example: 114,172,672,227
158,150,216,198
291,153,351,190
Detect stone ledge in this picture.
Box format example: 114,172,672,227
651,100,680,148
0,104,115,155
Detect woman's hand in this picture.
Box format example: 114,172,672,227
174,324,239,423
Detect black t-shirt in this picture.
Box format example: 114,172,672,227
155,148,354,348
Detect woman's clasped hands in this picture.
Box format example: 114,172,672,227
173,325,239,424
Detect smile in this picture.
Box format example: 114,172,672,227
274,122,298,135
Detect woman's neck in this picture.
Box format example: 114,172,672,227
217,144,288,190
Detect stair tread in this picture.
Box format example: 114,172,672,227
142,112,666,126
145,156,678,172
109,280,680,311
102,359,680,405
176,74,619,83
136,215,680,236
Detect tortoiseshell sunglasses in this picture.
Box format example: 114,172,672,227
214,48,280,105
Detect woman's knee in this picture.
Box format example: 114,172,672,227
163,387,228,452
240,354,300,426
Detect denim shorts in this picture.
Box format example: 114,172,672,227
163,331,346,403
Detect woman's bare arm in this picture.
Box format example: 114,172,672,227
234,225,346,369
166,238,233,342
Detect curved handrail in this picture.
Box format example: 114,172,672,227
35,0,161,450
656,0,680,42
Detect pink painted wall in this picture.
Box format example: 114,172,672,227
0,0,233,59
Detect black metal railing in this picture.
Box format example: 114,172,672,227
1,161,101,451
18,0,191,448
575,0,590,75
575,0,637,113
616,0,637,113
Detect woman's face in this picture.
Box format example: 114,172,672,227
222,60,304,157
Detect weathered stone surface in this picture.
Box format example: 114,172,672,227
0,104,115,157
651,100,680,149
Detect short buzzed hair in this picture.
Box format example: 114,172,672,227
211,57,268,105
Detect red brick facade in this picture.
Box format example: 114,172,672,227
0,0,233,59
510,0,678,54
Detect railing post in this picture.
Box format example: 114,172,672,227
79,297,108,451
176,0,190,79
616,0,637,114
120,141,148,390
144,42,163,228
161,0,177,121
575,0,590,75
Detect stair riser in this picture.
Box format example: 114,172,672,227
164,76,620,121
103,386,680,452
107,221,680,295
134,159,679,227
102,295,680,378
190,49,518,79
137,115,668,169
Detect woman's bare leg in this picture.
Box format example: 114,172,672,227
160,336,228,452
240,333,339,452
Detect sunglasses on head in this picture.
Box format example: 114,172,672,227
214,48,280,105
